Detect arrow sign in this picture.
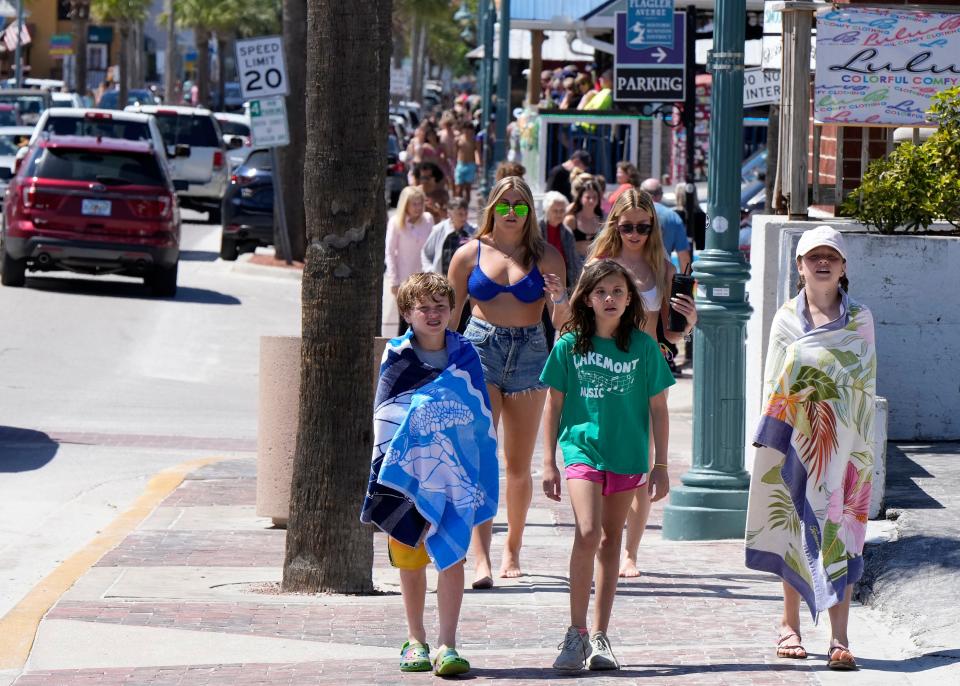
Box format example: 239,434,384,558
652,47,667,63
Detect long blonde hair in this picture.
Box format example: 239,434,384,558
395,186,426,230
477,176,544,268
589,189,668,298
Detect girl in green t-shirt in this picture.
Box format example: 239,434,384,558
540,260,674,672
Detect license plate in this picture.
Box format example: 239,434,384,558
81,199,111,217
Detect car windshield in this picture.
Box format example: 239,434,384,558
43,117,152,142
98,90,154,110
0,96,46,124
0,134,26,156
0,109,16,126
218,120,250,137
31,148,166,186
154,113,221,147
241,149,272,171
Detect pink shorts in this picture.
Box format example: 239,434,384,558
564,463,648,495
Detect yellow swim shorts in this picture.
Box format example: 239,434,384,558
387,537,431,570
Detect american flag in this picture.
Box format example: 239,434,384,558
2,21,31,52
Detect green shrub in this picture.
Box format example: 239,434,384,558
843,86,960,233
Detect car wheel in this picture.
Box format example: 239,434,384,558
1,248,26,287
220,236,239,261
147,262,178,297
208,207,222,224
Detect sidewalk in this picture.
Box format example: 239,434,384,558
1,378,957,684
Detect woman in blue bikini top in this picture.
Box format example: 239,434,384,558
446,175,569,588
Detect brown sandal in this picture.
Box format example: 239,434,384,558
776,632,808,659
827,643,858,670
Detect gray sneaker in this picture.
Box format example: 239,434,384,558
587,631,620,670
552,625,589,671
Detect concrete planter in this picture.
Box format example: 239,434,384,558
746,218,959,443
256,335,390,527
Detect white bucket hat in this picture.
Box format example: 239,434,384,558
796,225,846,261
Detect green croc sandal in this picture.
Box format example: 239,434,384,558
433,645,470,677
399,640,432,672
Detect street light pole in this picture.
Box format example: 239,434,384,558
493,0,510,165
662,0,752,540
478,0,495,197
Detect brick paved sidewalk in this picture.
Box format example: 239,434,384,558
8,432,948,685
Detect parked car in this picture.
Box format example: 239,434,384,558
210,82,244,112
214,112,252,170
127,104,228,222
740,147,767,184
30,108,167,168
51,92,85,108
0,126,34,200
0,89,51,126
97,88,160,110
220,147,274,261
386,134,406,207
0,135,181,296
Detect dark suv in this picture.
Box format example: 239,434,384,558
219,148,273,261
0,135,181,296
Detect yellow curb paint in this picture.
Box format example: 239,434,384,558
0,455,229,670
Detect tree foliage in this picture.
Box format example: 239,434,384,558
842,86,960,233
394,0,473,76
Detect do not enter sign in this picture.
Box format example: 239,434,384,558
235,36,289,100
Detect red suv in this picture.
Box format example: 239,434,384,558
0,135,180,296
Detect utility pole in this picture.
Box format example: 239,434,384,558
662,0,752,540
164,0,176,103
492,0,510,166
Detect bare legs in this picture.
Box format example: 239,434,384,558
618,485,651,577
399,561,465,648
566,479,636,632
469,385,546,583
779,581,854,657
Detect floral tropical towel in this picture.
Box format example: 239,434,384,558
360,329,499,571
745,295,877,619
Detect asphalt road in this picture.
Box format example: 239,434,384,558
0,209,301,619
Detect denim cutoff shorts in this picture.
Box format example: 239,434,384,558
463,317,548,395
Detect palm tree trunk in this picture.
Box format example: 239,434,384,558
278,0,307,260
216,35,227,111
118,24,129,109
281,0,391,594
73,16,89,99
164,0,176,103
196,27,211,108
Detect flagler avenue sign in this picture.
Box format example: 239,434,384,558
614,10,687,102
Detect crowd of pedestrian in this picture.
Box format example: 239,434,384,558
369,132,876,678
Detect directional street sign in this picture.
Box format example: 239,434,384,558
614,11,686,102
235,36,289,100
626,0,675,49
249,97,289,148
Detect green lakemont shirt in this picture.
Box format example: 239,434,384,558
540,330,674,475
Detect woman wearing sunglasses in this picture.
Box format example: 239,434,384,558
448,176,570,588
587,189,697,578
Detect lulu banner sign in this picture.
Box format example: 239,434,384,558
815,7,960,125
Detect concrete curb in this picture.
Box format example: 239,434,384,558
229,254,303,281
0,456,229,671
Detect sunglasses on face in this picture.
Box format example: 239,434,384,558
618,222,653,235
493,201,530,218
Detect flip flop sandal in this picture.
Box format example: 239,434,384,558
433,645,470,676
776,632,807,659
827,643,858,670
471,576,494,590
399,640,432,672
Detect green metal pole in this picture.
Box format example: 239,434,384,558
661,0,752,540
493,0,510,165
479,0,495,197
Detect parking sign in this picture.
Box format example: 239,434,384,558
235,36,289,100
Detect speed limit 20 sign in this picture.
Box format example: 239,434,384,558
235,36,289,100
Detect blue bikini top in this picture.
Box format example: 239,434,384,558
467,240,545,304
